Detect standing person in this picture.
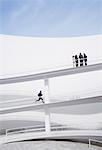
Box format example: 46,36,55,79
36,91,44,103
75,55,78,67
83,53,87,66
72,55,75,67
79,53,83,66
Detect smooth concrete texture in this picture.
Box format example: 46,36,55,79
0,141,102,150
0,34,102,145
0,63,102,84
0,34,102,76
0,95,102,114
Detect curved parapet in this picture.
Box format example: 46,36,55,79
0,125,102,144
0,128,102,144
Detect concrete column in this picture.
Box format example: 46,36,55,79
44,79,50,103
44,79,50,134
45,107,50,133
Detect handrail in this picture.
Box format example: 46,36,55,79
6,124,62,136
6,125,68,136
88,138,102,149
6,124,45,135
6,125,102,136
0,129,101,145
6,126,45,136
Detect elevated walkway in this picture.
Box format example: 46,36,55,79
0,128,102,144
0,95,102,114
0,63,102,84
0,63,102,141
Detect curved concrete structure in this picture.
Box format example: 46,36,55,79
0,95,102,114
0,63,102,84
0,62,102,143
0,129,102,144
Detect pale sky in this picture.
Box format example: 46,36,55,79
0,0,102,37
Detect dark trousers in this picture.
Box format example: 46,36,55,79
80,61,83,66
75,60,78,67
36,97,44,103
84,60,87,66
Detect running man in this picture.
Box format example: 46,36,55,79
36,91,44,103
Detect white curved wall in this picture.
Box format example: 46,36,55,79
0,112,102,130
0,34,102,76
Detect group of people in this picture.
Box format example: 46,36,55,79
72,53,87,67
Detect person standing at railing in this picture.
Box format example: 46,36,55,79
79,53,83,66
72,55,75,67
75,55,78,67
83,53,87,66
35,91,44,103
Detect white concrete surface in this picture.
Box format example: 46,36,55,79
0,139,102,150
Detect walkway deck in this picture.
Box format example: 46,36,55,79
0,95,102,114
0,63,102,84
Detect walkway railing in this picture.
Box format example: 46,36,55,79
6,125,45,136
0,125,102,144
6,124,64,136
88,139,102,149
5,125,102,136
